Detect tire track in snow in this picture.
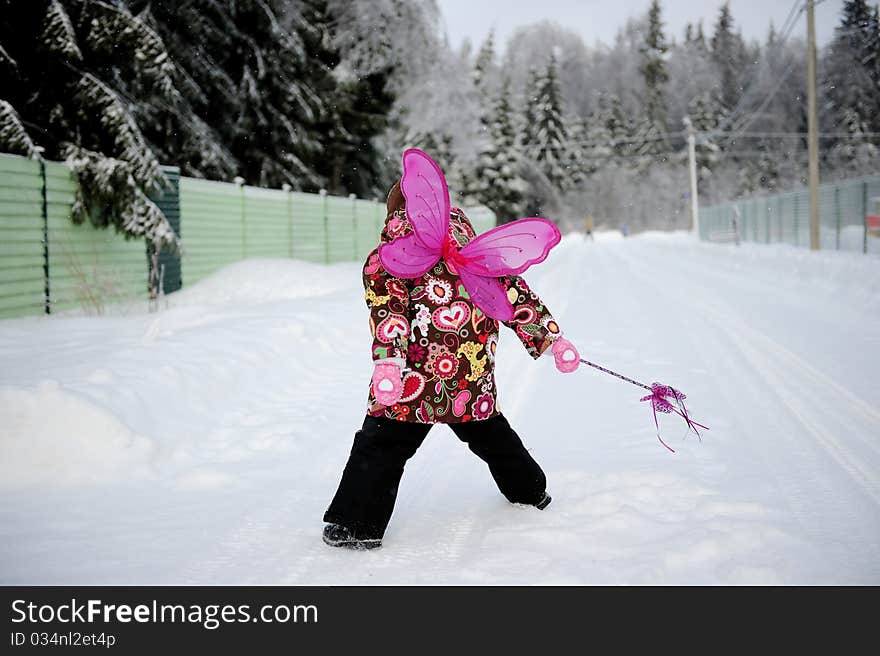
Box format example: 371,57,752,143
595,242,880,582
607,241,880,510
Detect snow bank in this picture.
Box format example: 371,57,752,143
0,381,154,486
168,259,357,307
634,229,880,312
0,258,366,490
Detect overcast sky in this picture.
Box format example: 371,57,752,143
435,0,845,53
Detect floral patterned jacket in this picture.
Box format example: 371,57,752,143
364,207,562,423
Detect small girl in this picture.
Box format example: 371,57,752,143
323,154,580,550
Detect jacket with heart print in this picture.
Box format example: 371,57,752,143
364,206,563,424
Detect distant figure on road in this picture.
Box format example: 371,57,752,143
621,222,629,238
583,215,595,241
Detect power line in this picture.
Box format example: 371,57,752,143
711,22,872,146
707,0,806,138
539,131,880,151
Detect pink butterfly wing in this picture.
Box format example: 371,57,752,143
458,267,513,322
400,148,450,252
378,232,439,279
457,217,561,277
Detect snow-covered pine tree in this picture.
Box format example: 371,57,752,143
405,131,454,171
710,2,747,113
474,77,526,223
293,0,395,197
687,91,722,191
822,0,880,174
0,0,178,248
684,22,695,45
134,0,324,190
402,130,472,201
635,0,670,164
521,67,540,154
737,138,779,195
473,32,498,95
583,103,612,173
0,100,37,158
472,32,497,171
564,115,589,189
695,21,707,49
603,94,634,161
526,55,569,191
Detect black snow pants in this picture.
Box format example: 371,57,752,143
323,414,547,540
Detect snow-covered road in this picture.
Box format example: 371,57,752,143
1,233,878,584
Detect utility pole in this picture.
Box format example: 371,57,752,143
685,116,700,237
807,0,820,250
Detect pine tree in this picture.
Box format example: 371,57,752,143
603,94,633,160
525,55,569,190
472,32,496,93
638,0,669,146
294,0,394,196
583,104,612,173
686,91,722,191
0,0,178,248
472,32,497,162
521,67,540,151
737,140,778,196
474,78,526,222
711,2,747,112
142,0,324,190
823,0,880,173
564,116,589,189
696,21,707,49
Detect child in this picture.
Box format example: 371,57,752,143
322,155,580,550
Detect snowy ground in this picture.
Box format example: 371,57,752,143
1,232,879,585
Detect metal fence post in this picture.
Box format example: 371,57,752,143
753,199,758,242
864,180,869,255
350,193,357,260
776,197,780,242
282,183,293,259
834,185,841,250
234,176,245,259
35,147,50,314
320,188,328,264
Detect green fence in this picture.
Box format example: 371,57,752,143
0,152,497,318
0,154,148,318
699,176,880,255
0,155,44,318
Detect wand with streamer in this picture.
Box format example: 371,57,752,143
578,358,709,453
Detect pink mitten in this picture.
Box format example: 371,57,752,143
551,338,580,373
372,361,403,405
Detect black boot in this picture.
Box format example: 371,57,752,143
534,492,552,510
322,523,382,550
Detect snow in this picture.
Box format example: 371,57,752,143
1,232,879,584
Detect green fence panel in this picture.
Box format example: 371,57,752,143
178,177,244,285
700,175,880,254
0,154,45,318
325,195,354,263
355,198,378,263
243,185,289,259
464,205,497,234
290,191,325,263
45,160,147,314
